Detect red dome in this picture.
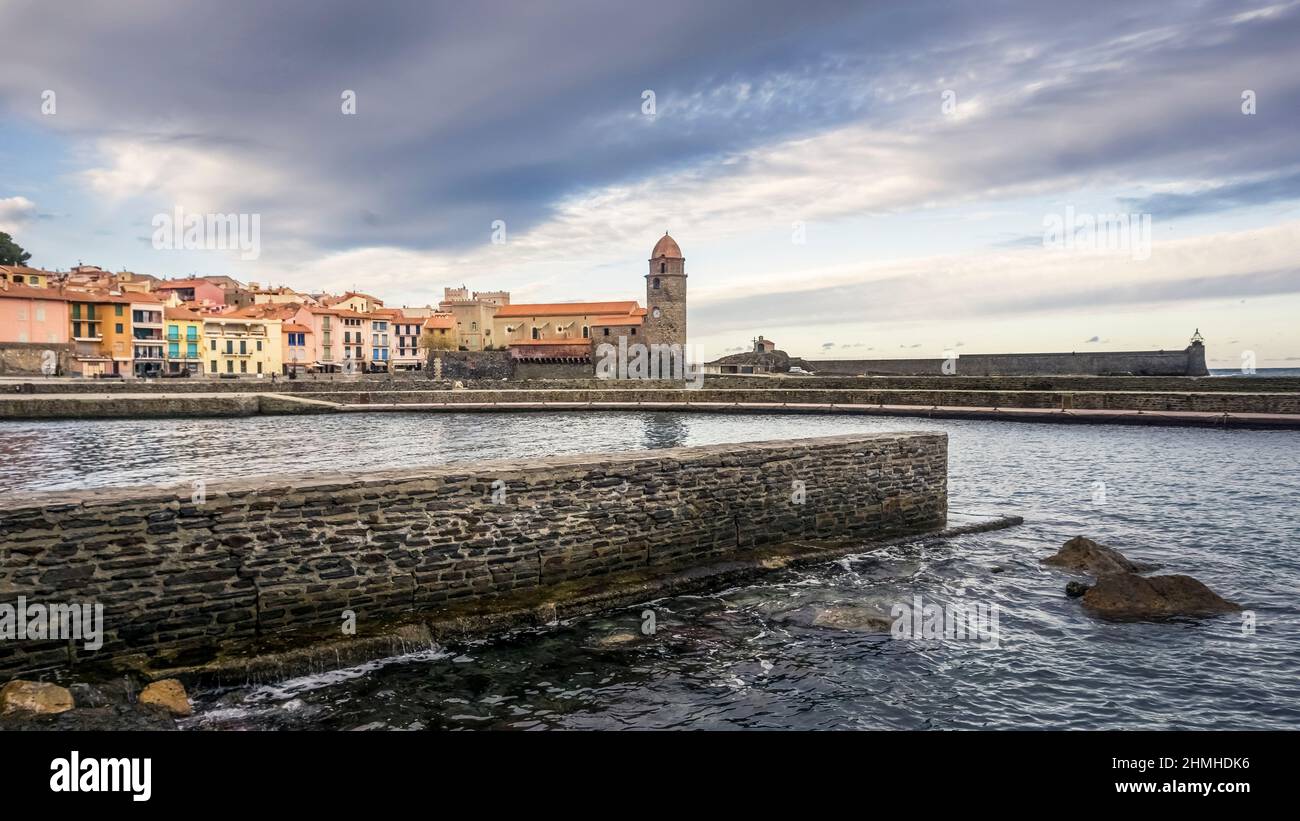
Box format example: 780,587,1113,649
651,232,682,259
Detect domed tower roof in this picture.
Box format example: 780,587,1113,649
651,232,683,259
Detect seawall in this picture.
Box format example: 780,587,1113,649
6,386,1298,421
0,432,947,679
809,344,1209,376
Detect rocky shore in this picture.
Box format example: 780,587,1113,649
0,677,191,731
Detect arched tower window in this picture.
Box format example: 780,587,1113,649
659,262,666,273
652,277,661,289
582,325,589,339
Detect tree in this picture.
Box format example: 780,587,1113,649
0,232,32,266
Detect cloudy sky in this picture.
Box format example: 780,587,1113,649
2,0,1298,365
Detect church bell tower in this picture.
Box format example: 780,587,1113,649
645,232,687,348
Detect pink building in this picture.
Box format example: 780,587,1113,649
154,278,228,312
0,282,70,345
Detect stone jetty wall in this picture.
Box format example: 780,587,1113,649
810,344,1209,377
4,386,1299,420
0,432,947,677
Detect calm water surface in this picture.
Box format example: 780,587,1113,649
2,411,1297,730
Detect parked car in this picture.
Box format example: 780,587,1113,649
787,366,815,376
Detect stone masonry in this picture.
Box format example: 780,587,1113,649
0,432,947,677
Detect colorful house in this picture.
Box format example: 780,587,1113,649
0,265,54,289
66,291,126,376
0,282,69,344
201,313,283,378
130,296,166,378
391,312,427,370
0,281,71,374
164,305,204,375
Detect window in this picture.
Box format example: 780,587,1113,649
167,325,179,341
256,340,262,352
470,321,478,331
531,327,540,340
226,360,234,373
168,342,179,358
211,339,217,351
240,341,247,355
631,328,637,335
226,341,234,354
210,360,217,373
257,362,262,374
187,343,198,358
603,327,610,337
240,360,247,373
187,326,198,341
115,305,123,316
116,323,124,334
582,326,589,339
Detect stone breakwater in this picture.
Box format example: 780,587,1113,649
0,432,947,679
4,386,1300,423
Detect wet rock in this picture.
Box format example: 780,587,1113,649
808,605,894,633
138,679,192,717
1042,536,1150,576
69,683,111,708
0,680,74,715
1081,573,1241,620
589,631,642,648
1065,581,1090,598
0,703,177,731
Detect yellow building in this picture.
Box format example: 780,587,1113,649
438,286,503,350
492,301,643,346
0,265,53,288
322,291,383,314
96,293,137,376
201,314,282,378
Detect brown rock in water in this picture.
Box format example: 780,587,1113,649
1042,536,1146,576
0,680,75,715
810,605,894,633
1082,573,1241,620
138,679,192,717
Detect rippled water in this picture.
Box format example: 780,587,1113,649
2,412,1297,729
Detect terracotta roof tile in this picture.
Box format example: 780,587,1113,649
494,300,639,318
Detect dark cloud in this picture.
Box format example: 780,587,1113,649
693,265,1300,333
2,0,1299,264
1121,169,1300,218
